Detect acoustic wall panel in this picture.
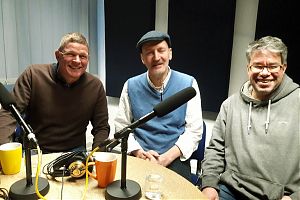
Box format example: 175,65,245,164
168,0,236,112
256,0,299,84
105,0,155,97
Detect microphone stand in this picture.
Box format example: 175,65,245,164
103,87,196,199
105,128,142,200
9,116,49,199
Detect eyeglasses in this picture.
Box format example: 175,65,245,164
60,51,89,61
249,65,283,73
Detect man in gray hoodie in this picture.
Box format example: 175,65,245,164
201,36,300,200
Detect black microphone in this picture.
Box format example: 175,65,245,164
153,86,196,117
0,82,37,143
112,86,196,141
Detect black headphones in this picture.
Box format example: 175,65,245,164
43,151,93,178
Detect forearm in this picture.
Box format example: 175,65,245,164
158,145,181,167
92,131,109,150
114,81,132,132
92,113,110,149
0,108,17,144
91,88,110,149
127,133,143,153
201,106,227,189
176,79,203,160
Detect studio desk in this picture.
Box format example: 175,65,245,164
0,152,208,199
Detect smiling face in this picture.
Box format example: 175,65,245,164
140,40,172,84
247,49,287,100
55,42,89,84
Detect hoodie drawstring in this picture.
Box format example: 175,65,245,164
247,100,271,134
265,100,271,134
247,102,252,134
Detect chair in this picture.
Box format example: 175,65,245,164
3,83,23,142
3,83,14,92
190,121,206,186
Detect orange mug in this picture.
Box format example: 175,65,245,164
88,152,117,188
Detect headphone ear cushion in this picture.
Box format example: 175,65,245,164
66,152,93,178
51,152,77,177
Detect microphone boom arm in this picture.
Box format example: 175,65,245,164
9,104,37,143
114,111,156,140
105,111,156,152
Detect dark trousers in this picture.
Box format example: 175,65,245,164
167,157,191,182
219,184,248,200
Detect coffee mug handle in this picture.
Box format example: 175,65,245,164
87,162,97,180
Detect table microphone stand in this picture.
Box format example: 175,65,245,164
9,133,49,200
105,128,142,200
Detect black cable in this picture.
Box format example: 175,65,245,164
61,165,65,200
0,188,9,200
42,152,80,176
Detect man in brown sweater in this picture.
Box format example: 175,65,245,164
0,32,109,153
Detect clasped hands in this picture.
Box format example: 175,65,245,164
132,149,171,167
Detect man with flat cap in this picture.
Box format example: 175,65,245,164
114,30,203,181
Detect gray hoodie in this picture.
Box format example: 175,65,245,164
201,74,300,200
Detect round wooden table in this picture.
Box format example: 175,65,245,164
0,152,207,199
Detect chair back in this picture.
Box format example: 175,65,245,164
191,121,206,163
4,84,14,92
190,121,206,186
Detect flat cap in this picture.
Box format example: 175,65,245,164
136,30,171,52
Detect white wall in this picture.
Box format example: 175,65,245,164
228,0,259,96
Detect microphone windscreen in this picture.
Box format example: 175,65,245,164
0,82,16,110
153,87,196,117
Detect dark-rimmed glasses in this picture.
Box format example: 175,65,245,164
249,65,283,73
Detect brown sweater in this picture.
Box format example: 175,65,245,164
11,63,109,152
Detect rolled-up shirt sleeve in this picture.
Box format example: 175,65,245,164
114,81,143,153
175,79,203,161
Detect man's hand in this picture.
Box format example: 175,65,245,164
281,196,292,200
202,187,219,200
132,149,170,166
132,149,160,161
132,146,181,167
155,152,172,167
132,149,149,160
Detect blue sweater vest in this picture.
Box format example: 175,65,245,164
128,70,193,154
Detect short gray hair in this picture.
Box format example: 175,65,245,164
246,36,287,64
58,32,89,52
